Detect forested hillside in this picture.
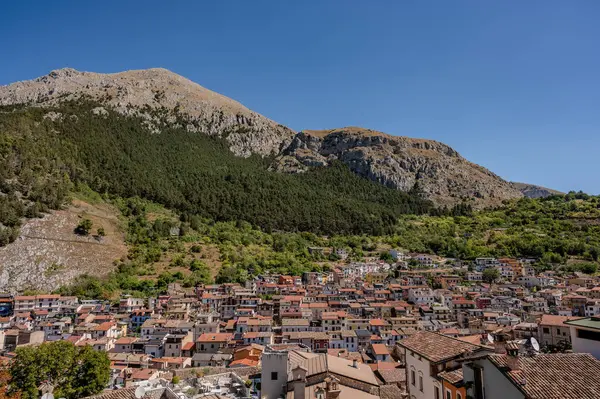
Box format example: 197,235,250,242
2,100,599,299
0,101,434,241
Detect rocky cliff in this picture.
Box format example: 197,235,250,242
512,182,564,199
1,69,524,207
273,127,523,208
0,68,295,157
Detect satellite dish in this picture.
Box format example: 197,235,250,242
487,333,494,344
530,337,540,352
134,386,146,399
41,394,54,399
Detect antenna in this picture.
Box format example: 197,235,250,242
530,337,540,352
487,333,494,344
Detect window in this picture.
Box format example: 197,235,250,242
446,390,451,399
411,370,415,385
543,327,550,334
456,393,462,399
271,372,278,381
419,376,423,392
556,328,560,334
434,387,440,399
577,328,600,342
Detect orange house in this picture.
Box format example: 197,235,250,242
438,369,466,399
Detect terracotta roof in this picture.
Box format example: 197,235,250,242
197,333,232,342
488,353,600,399
397,331,484,363
438,369,463,385
538,314,582,327
370,344,390,356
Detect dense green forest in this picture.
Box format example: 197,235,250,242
0,101,435,241
2,100,600,300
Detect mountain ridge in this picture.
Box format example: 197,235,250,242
275,126,522,207
1,68,526,207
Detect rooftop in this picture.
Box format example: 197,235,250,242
488,353,600,399
397,331,485,363
564,317,600,331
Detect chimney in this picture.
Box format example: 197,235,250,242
506,341,520,371
292,365,307,399
325,376,341,399
352,359,358,368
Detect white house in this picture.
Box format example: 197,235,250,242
397,331,485,399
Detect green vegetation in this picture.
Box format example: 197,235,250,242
74,218,93,235
0,101,434,239
482,267,500,283
386,193,600,269
3,100,600,300
9,341,110,399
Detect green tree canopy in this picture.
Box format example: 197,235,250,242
482,267,500,283
9,341,110,399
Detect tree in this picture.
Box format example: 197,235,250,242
379,251,394,263
482,267,500,283
74,218,93,236
9,341,110,399
96,227,105,237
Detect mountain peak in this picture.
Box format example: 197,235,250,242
0,67,295,157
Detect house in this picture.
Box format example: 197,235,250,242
164,331,193,357
261,345,380,399
150,357,191,370
537,314,579,348
369,343,391,362
475,258,499,272
191,353,231,367
242,331,274,346
462,350,600,399
196,333,233,353
113,337,139,353
285,332,330,353
119,297,145,313
438,369,466,399
397,331,486,399
281,318,310,333
564,316,600,359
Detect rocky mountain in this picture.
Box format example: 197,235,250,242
273,127,523,208
1,68,523,208
0,68,295,157
512,182,564,199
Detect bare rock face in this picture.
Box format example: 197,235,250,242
0,68,295,157
1,69,523,208
511,182,564,199
273,127,523,208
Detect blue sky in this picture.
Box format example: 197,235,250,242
2,1,599,193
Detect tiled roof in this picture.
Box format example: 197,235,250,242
538,314,581,327
488,353,600,399
289,353,379,386
397,331,484,363
438,368,463,385
370,344,389,356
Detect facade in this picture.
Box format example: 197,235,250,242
397,331,485,399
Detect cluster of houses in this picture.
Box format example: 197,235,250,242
3,256,600,398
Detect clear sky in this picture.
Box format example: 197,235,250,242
2,1,599,194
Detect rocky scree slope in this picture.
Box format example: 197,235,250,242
0,67,295,157
273,127,523,208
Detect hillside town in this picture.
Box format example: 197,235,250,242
2,251,600,399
